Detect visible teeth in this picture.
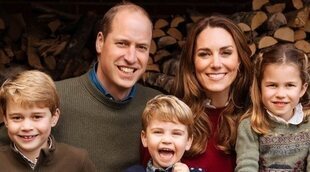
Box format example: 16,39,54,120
208,73,225,79
22,136,35,139
119,67,134,73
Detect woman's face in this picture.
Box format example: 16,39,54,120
194,27,240,104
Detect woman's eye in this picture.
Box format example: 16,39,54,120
197,52,210,57
222,51,232,56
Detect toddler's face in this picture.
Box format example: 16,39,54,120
4,100,59,159
141,118,192,168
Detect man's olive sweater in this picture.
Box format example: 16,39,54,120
53,71,161,172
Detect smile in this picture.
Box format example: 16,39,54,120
158,148,175,159
118,66,136,73
207,73,226,80
273,101,288,105
19,135,38,139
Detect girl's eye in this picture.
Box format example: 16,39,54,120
266,84,276,88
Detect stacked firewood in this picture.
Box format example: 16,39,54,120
0,3,98,82
142,0,310,93
0,1,309,94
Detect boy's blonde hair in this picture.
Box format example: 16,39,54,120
0,70,59,116
142,94,194,137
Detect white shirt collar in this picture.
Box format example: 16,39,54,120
204,98,229,109
266,103,304,125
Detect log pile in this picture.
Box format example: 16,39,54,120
0,0,309,94
142,0,310,93
0,3,98,81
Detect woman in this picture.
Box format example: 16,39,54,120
173,16,253,171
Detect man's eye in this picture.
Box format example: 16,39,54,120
116,42,126,47
138,46,147,51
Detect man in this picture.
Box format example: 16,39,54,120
53,2,160,171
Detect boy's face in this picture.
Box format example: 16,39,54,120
3,100,59,157
141,118,192,168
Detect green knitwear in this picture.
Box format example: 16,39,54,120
53,71,161,172
236,116,310,172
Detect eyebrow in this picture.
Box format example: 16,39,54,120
196,45,233,51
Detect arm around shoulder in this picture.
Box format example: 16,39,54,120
235,118,259,172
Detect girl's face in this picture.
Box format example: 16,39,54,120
261,63,308,121
194,27,240,107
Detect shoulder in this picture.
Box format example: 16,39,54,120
123,165,145,172
0,144,10,152
56,72,89,88
136,83,161,94
239,117,251,129
135,83,162,100
54,141,91,164
56,142,88,156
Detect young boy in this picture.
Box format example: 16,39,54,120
125,95,203,172
0,70,96,171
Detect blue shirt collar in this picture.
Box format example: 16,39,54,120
89,64,136,101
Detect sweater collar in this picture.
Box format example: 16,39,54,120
266,103,304,125
12,135,54,169
89,63,136,101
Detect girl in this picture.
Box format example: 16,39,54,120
236,44,310,171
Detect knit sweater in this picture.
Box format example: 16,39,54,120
53,71,161,172
0,135,96,171
235,116,310,172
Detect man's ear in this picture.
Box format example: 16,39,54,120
51,108,60,127
141,130,148,148
96,32,104,54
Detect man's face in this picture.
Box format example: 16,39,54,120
95,10,152,100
